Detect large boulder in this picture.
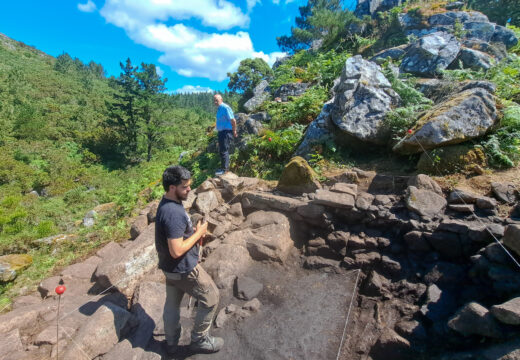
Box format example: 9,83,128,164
491,182,518,204
464,21,496,43
330,55,400,145
492,25,519,49
94,224,158,297
448,302,503,338
244,80,270,113
0,254,32,282
239,211,294,263
400,32,460,76
407,174,442,195
194,189,220,215
393,87,497,154
236,113,263,136
203,242,252,288
62,301,133,359
405,186,447,218
277,156,321,195
491,297,520,325
454,47,495,71
127,282,165,348
295,100,335,157
274,82,309,101
416,144,487,175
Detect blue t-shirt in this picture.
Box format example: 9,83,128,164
155,196,199,273
216,103,234,131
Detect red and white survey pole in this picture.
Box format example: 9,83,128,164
55,284,66,360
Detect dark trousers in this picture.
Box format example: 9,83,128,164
218,130,233,171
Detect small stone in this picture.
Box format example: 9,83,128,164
449,204,475,213
235,276,263,300
330,183,357,197
242,298,262,312
503,225,520,257
476,196,497,209
448,189,478,204
130,215,148,240
215,308,229,328
226,304,238,314
491,182,517,204
303,256,340,271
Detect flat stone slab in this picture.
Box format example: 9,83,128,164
242,191,306,212
313,189,355,209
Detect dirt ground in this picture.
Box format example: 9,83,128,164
154,250,358,360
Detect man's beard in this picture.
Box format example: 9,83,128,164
176,189,189,201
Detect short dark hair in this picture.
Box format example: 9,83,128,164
162,165,191,191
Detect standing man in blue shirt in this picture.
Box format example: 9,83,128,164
213,94,237,176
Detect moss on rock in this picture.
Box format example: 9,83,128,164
277,156,321,195
417,144,487,175
0,254,33,282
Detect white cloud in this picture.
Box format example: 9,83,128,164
175,85,214,94
99,0,285,81
247,0,261,11
155,66,164,77
100,0,249,31
78,0,97,13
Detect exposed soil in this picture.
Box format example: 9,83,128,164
160,249,358,360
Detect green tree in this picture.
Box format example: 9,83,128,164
227,58,274,96
276,0,344,53
107,58,141,161
135,63,167,161
467,0,520,26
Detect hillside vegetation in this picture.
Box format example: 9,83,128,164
0,33,233,308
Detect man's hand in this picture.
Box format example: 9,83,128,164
233,129,238,138
196,220,208,237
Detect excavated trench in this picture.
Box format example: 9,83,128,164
159,249,359,360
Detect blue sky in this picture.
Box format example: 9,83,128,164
0,0,356,93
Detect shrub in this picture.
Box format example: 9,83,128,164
482,103,520,168
270,50,350,91
234,124,306,179
382,64,433,140
265,87,328,129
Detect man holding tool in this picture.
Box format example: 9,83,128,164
155,165,223,355
213,93,237,176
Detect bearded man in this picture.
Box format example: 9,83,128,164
155,165,223,355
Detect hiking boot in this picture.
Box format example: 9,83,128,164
164,342,179,356
189,335,224,353
215,169,225,176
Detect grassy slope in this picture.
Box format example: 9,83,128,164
0,34,215,310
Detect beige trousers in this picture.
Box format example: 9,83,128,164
163,264,219,345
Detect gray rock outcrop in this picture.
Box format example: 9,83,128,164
330,55,400,144
393,87,497,154
355,0,403,18
400,32,461,76
244,80,270,113
274,82,309,101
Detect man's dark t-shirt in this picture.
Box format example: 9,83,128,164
155,196,199,273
